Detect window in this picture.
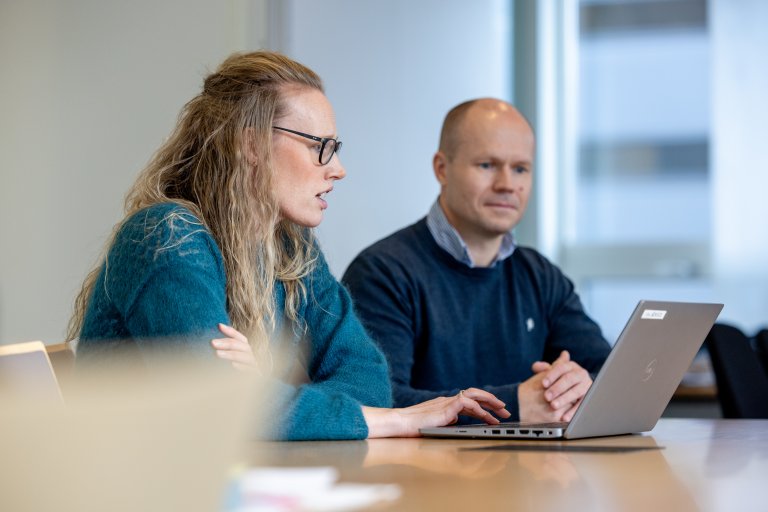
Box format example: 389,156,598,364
529,0,715,342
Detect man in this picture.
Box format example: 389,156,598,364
342,98,611,423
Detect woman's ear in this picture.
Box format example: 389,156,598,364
243,127,259,166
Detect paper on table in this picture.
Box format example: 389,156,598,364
230,466,401,512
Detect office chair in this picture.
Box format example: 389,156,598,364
705,323,768,419
755,329,768,376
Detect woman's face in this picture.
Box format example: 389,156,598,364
271,86,346,228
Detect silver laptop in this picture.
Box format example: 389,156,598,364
420,300,723,440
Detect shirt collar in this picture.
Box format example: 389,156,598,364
425,198,516,268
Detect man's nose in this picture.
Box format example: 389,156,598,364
494,166,519,191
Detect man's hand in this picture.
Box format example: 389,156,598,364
519,350,593,422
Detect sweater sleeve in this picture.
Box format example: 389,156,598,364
105,204,229,357
268,250,393,441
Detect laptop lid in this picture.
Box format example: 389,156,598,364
563,300,722,439
420,300,723,440
0,340,63,405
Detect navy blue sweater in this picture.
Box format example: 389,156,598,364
342,218,611,421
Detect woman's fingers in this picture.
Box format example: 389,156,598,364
461,387,505,408
211,337,251,353
460,388,511,418
218,323,248,342
210,324,256,370
390,391,508,437
454,395,500,424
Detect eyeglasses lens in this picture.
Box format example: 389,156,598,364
321,140,339,165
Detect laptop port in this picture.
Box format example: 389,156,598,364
491,429,501,434
533,430,543,436
519,429,530,434
506,430,515,434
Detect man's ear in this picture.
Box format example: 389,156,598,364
433,151,449,186
243,127,259,166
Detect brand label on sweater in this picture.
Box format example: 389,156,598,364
641,309,667,320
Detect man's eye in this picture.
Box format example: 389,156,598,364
313,145,323,153
478,162,493,170
514,165,529,174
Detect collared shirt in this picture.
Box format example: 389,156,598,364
425,198,516,268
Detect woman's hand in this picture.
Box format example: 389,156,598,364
211,323,257,371
363,388,511,438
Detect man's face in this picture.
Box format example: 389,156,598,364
434,103,534,245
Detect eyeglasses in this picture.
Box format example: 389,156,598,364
272,126,342,166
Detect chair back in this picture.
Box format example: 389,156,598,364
755,329,768,376
705,323,768,419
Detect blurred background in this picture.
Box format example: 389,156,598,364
1,0,766,346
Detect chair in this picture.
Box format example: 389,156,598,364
705,323,768,419
755,329,768,376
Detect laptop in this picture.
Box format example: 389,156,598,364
0,340,63,405
420,300,723,440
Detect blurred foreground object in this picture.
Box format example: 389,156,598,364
227,466,400,512
0,357,261,512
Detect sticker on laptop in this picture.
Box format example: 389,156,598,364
641,309,667,320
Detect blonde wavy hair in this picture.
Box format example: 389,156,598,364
67,51,322,349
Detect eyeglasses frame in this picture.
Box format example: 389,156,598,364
272,126,342,165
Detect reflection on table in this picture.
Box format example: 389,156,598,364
251,419,768,512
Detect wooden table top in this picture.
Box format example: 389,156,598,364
251,418,768,512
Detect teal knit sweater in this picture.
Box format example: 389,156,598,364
77,203,392,440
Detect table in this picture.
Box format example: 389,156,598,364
252,419,768,511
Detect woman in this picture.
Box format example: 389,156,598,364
68,51,509,440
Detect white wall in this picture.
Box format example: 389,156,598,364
270,0,512,276
0,0,511,344
0,0,267,344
